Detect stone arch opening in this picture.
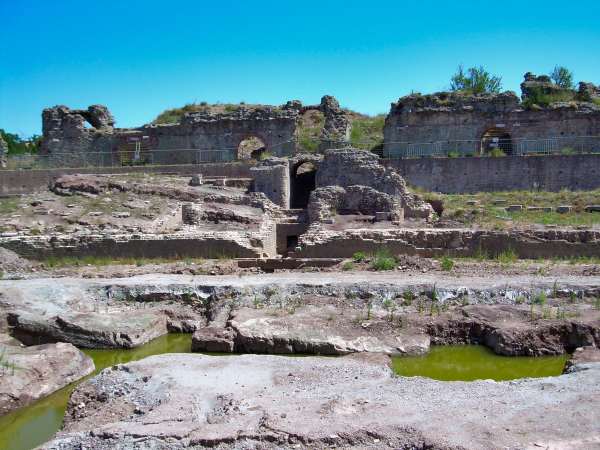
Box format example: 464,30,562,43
291,161,317,209
237,136,267,160
480,128,513,155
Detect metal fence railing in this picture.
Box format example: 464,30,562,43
382,135,600,159
3,135,600,170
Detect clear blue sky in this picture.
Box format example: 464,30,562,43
1,0,599,137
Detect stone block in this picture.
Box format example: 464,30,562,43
375,212,391,222
527,206,553,212
191,328,235,353
506,205,523,212
181,203,203,225
556,205,573,214
189,174,203,186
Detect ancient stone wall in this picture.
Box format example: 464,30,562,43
295,228,600,259
384,154,600,193
383,74,600,158
314,148,432,219
39,95,352,166
40,104,299,165
0,134,7,168
249,158,291,208
299,95,352,150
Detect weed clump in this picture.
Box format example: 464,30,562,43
352,251,367,262
496,249,518,265
342,261,355,271
370,249,396,271
440,256,454,271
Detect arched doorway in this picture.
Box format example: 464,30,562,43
291,161,317,209
238,136,266,160
480,128,513,155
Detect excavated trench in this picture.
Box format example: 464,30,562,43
1,275,599,449
0,334,570,450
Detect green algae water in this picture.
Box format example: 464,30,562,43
0,334,192,450
0,342,569,450
392,345,568,381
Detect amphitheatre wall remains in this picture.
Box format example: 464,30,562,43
383,73,600,157
39,95,352,166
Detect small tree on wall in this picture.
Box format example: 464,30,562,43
450,65,503,94
549,66,574,89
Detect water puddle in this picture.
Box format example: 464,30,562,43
392,345,568,381
0,340,569,450
0,334,192,450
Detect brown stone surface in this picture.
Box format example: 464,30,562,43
0,338,94,416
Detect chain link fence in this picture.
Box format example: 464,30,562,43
3,135,600,170
382,135,600,159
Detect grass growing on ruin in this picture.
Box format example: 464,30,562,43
350,114,385,150
42,255,206,268
0,350,18,374
0,198,19,215
421,188,600,228
439,256,455,271
370,249,396,271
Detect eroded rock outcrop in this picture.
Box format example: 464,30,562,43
0,338,94,415
41,353,600,449
424,304,600,356
193,305,429,356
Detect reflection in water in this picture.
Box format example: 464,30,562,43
392,345,568,381
0,334,192,450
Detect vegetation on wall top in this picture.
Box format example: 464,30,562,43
450,65,503,94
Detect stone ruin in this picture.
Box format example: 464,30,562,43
383,73,600,157
251,148,433,223
0,133,7,168
39,95,352,166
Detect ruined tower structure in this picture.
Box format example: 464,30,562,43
39,96,351,167
383,73,600,158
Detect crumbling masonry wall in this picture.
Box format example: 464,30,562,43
39,95,353,167
41,105,298,166
383,74,600,157
313,148,432,219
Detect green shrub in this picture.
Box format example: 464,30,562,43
533,291,547,305
440,256,455,271
496,248,518,265
402,290,415,305
522,87,575,109
450,65,502,94
370,249,396,271
489,148,506,158
550,66,574,89
342,261,355,271
352,251,367,262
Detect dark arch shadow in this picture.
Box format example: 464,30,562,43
290,161,317,209
480,128,513,155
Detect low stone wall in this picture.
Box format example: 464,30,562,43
4,154,600,197
0,232,263,259
384,154,600,193
296,228,600,259
0,162,252,196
